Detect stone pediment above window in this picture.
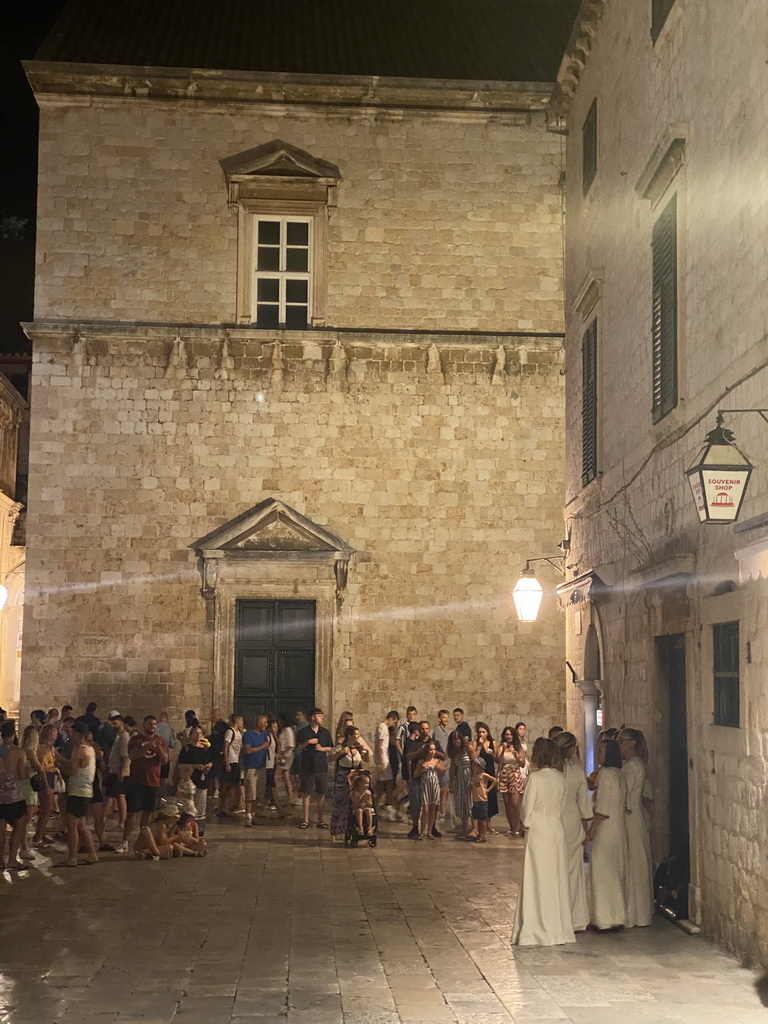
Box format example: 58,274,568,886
192,498,355,599
220,140,341,212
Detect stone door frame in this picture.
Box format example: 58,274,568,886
191,498,354,721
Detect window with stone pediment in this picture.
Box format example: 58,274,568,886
219,140,341,327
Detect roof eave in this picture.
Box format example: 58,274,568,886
551,0,607,115
23,60,556,114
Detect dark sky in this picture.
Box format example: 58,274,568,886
1,1,68,354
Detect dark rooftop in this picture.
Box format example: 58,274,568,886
36,0,579,84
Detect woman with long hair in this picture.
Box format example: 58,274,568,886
334,711,354,744
511,737,574,946
473,722,499,834
554,731,592,932
276,713,295,807
329,724,368,841
496,725,527,837
447,730,472,838
586,738,626,930
19,725,42,860
34,723,60,847
413,740,445,840
515,722,530,785
619,727,653,927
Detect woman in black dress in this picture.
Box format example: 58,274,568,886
177,726,213,835
473,722,499,834
329,725,369,841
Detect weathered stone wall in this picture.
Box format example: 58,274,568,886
560,0,768,965
33,95,564,334
22,327,565,743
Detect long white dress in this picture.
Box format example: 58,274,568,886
587,766,626,929
562,758,592,931
623,756,654,927
511,767,575,946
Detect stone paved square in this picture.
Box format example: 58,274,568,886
0,814,765,1024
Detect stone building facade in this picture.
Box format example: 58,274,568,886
22,7,571,742
0,375,26,717
557,0,768,965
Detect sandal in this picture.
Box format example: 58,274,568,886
299,822,309,829
316,822,329,830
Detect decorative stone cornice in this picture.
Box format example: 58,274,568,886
24,61,553,121
550,0,607,115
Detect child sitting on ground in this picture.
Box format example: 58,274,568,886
134,800,183,860
469,759,497,844
349,771,375,836
170,812,207,857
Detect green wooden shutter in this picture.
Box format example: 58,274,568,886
652,0,676,41
581,319,598,487
582,99,597,194
651,194,678,423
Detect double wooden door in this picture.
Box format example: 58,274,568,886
233,599,315,723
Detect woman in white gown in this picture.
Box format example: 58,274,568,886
511,738,575,947
554,732,592,932
587,738,626,930
619,728,654,928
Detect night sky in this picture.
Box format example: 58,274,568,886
1,0,68,354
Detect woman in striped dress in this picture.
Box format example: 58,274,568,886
414,741,446,839
447,731,473,838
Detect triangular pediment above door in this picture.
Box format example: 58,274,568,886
192,498,353,557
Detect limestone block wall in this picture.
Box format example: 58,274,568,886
559,0,768,966
22,327,565,743
33,97,564,334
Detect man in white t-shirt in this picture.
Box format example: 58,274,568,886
375,710,399,820
220,714,244,816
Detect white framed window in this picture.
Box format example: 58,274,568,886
254,216,312,327
235,200,327,327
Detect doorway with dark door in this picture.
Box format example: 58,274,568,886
657,633,690,919
233,599,316,724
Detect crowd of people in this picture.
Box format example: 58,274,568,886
0,701,655,947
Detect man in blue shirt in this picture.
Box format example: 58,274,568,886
242,714,270,826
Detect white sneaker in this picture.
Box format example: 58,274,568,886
19,849,35,861
115,841,128,854
245,813,253,827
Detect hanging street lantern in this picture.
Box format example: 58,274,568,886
686,413,754,524
512,567,544,622
512,556,564,622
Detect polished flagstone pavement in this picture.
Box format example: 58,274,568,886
0,814,765,1024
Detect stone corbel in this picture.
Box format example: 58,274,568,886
200,557,219,600
8,502,23,526
334,557,349,605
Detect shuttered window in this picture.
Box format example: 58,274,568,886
713,621,740,728
582,99,597,194
651,194,678,423
652,0,676,41
581,319,598,487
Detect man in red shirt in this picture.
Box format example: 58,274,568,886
117,715,168,853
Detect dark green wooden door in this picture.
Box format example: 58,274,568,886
234,599,315,723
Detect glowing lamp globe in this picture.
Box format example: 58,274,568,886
686,416,753,524
0,585,8,612
512,572,543,622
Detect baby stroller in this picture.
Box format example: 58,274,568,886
344,770,378,848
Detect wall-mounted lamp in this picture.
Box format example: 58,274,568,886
512,556,565,622
687,409,766,524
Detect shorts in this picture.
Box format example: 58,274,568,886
91,779,104,804
104,773,127,798
408,778,422,819
67,795,91,819
0,799,27,823
224,762,242,784
300,771,327,796
498,764,525,794
377,764,394,784
471,801,489,821
125,782,159,816
243,766,267,803
160,762,171,780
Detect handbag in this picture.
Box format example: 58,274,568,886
29,773,45,793
53,775,66,795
